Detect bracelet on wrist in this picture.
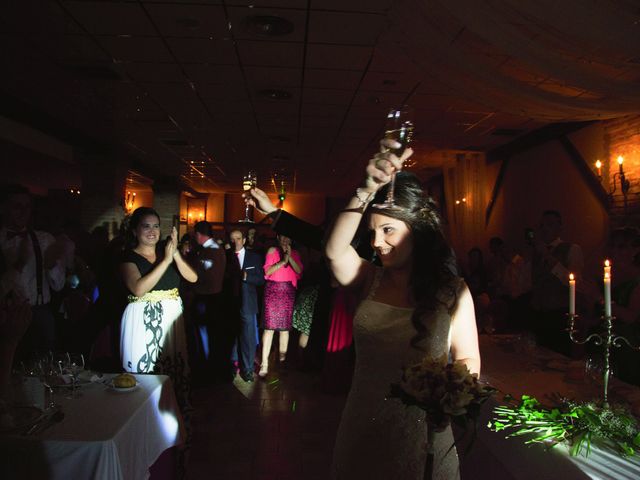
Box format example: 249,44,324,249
355,187,375,209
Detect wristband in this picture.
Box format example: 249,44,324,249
355,188,375,209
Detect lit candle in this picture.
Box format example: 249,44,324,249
604,271,612,318
604,259,611,277
617,155,624,175
569,273,576,315
595,159,602,178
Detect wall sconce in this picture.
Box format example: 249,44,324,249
609,155,631,211
595,159,602,181
454,197,467,205
124,191,136,214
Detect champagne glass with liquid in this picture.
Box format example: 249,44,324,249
240,170,257,223
371,106,414,210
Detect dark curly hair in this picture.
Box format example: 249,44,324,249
369,171,459,350
125,207,161,250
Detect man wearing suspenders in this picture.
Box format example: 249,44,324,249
0,184,65,356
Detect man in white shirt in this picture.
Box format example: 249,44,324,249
191,221,226,375
0,185,65,354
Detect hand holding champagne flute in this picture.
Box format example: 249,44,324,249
240,170,257,222
371,105,414,210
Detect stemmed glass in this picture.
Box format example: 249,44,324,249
67,353,85,399
239,170,257,223
371,105,414,210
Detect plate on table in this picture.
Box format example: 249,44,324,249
0,405,44,433
108,379,140,393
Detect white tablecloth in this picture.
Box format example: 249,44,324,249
0,374,184,480
459,335,640,480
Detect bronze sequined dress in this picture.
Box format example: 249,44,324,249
331,268,460,479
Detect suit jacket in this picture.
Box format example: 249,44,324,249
226,249,265,316
193,243,226,295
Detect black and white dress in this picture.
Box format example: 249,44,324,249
120,250,190,404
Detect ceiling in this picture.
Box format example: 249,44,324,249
1,0,639,194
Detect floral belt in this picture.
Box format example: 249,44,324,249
128,288,180,304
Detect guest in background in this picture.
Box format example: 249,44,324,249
0,184,65,356
226,230,264,382
190,221,226,378
260,234,303,378
529,210,583,356
464,247,488,299
119,207,197,394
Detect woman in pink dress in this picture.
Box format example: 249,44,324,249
259,234,303,377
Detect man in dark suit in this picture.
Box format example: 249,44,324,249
227,229,264,382
191,221,226,376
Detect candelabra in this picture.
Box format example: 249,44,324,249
567,313,640,406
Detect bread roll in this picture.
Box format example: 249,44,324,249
113,373,136,388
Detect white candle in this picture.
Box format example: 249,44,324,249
569,273,576,315
604,259,611,277
604,271,612,317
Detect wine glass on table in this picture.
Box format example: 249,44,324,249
371,105,414,210
239,170,257,223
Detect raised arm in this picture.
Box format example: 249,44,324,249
450,284,481,375
324,139,411,288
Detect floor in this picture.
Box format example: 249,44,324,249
187,360,347,480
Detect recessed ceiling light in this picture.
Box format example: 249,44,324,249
246,15,294,36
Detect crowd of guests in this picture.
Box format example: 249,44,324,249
2,144,640,477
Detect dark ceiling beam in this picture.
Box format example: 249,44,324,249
558,135,610,209
486,121,596,164
485,120,597,225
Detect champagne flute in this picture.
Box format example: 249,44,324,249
371,105,414,210
240,170,257,223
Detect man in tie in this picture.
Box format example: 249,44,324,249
0,184,65,355
191,221,226,378
226,229,264,382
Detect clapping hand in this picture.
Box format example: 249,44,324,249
164,227,178,261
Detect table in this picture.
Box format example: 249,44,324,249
459,335,640,480
0,374,185,480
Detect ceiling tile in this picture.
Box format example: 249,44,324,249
99,36,173,62
183,64,245,84
124,63,185,83
308,11,386,46
2,0,82,35
225,1,302,8
360,71,421,93
310,0,393,13
306,44,372,70
227,6,307,42
62,1,156,36
302,88,354,105
237,40,304,67
244,66,301,88
30,34,110,63
304,69,363,90
146,3,229,39
301,103,347,117
167,37,237,64
352,90,407,110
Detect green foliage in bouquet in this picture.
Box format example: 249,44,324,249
489,395,640,457
390,354,496,431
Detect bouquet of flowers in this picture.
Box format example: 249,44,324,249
390,354,495,479
489,395,640,457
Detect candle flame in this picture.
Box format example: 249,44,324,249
605,259,610,267
569,273,574,281
595,160,602,169
617,155,624,165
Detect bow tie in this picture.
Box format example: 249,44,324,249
6,230,28,240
